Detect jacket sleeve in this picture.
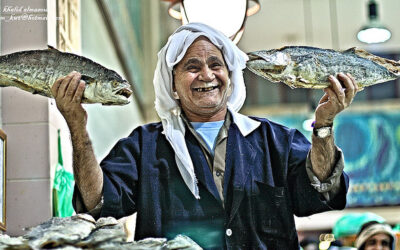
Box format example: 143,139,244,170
287,129,349,217
305,147,345,201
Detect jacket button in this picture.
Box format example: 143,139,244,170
226,228,232,236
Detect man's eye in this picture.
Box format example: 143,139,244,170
381,240,390,246
211,63,222,69
186,66,199,71
366,239,376,246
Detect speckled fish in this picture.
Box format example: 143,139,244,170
0,214,203,250
0,47,132,105
23,213,96,249
246,46,400,89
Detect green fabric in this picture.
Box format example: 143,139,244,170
333,212,385,238
52,130,75,217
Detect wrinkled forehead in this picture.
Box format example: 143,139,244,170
176,36,226,67
189,36,220,51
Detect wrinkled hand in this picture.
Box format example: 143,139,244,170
51,71,87,129
314,73,358,127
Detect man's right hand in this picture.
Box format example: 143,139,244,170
51,71,87,130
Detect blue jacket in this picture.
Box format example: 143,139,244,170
74,116,348,249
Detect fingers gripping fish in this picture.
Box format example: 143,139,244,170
0,46,132,105
246,46,400,90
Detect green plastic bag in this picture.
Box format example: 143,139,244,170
52,130,75,217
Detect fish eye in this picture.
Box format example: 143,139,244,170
112,81,119,87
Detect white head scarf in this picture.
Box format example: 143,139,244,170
355,223,395,249
153,22,248,199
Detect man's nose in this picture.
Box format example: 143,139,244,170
198,66,215,81
375,243,385,250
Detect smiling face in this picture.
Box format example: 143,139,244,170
173,37,231,122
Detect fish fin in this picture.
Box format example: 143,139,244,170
18,82,45,95
343,47,357,54
80,75,94,83
0,73,14,87
298,78,310,84
47,45,59,51
0,74,28,89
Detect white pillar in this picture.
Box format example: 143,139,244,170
0,0,59,236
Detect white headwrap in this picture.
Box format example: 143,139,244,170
153,22,249,199
355,223,395,249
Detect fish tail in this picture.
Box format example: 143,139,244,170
47,45,60,52
350,48,400,76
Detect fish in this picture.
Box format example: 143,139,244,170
126,235,202,250
0,46,132,105
165,234,203,249
246,46,400,90
76,217,126,249
23,213,96,249
0,214,203,249
0,235,30,249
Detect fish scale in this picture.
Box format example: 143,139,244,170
246,46,400,89
0,47,132,105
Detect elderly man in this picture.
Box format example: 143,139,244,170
52,23,357,249
355,221,396,250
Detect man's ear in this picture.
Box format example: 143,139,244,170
172,91,179,99
227,79,233,97
172,79,179,99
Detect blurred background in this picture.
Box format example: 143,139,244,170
0,0,399,248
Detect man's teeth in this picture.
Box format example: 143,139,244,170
194,86,218,92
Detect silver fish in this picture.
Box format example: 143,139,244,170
0,47,132,105
23,214,96,249
0,235,29,249
125,235,202,250
246,46,400,89
77,217,126,249
0,214,203,250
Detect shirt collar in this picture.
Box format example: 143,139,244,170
228,107,261,136
180,107,261,138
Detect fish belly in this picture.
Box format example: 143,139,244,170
0,68,53,97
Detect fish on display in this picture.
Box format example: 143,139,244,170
23,213,96,249
246,46,400,90
0,214,203,250
0,46,132,105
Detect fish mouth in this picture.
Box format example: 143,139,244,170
246,55,287,72
246,52,273,70
247,51,274,62
247,52,262,61
115,87,132,98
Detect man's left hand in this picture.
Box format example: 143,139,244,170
314,73,359,128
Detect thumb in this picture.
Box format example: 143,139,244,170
319,92,329,104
